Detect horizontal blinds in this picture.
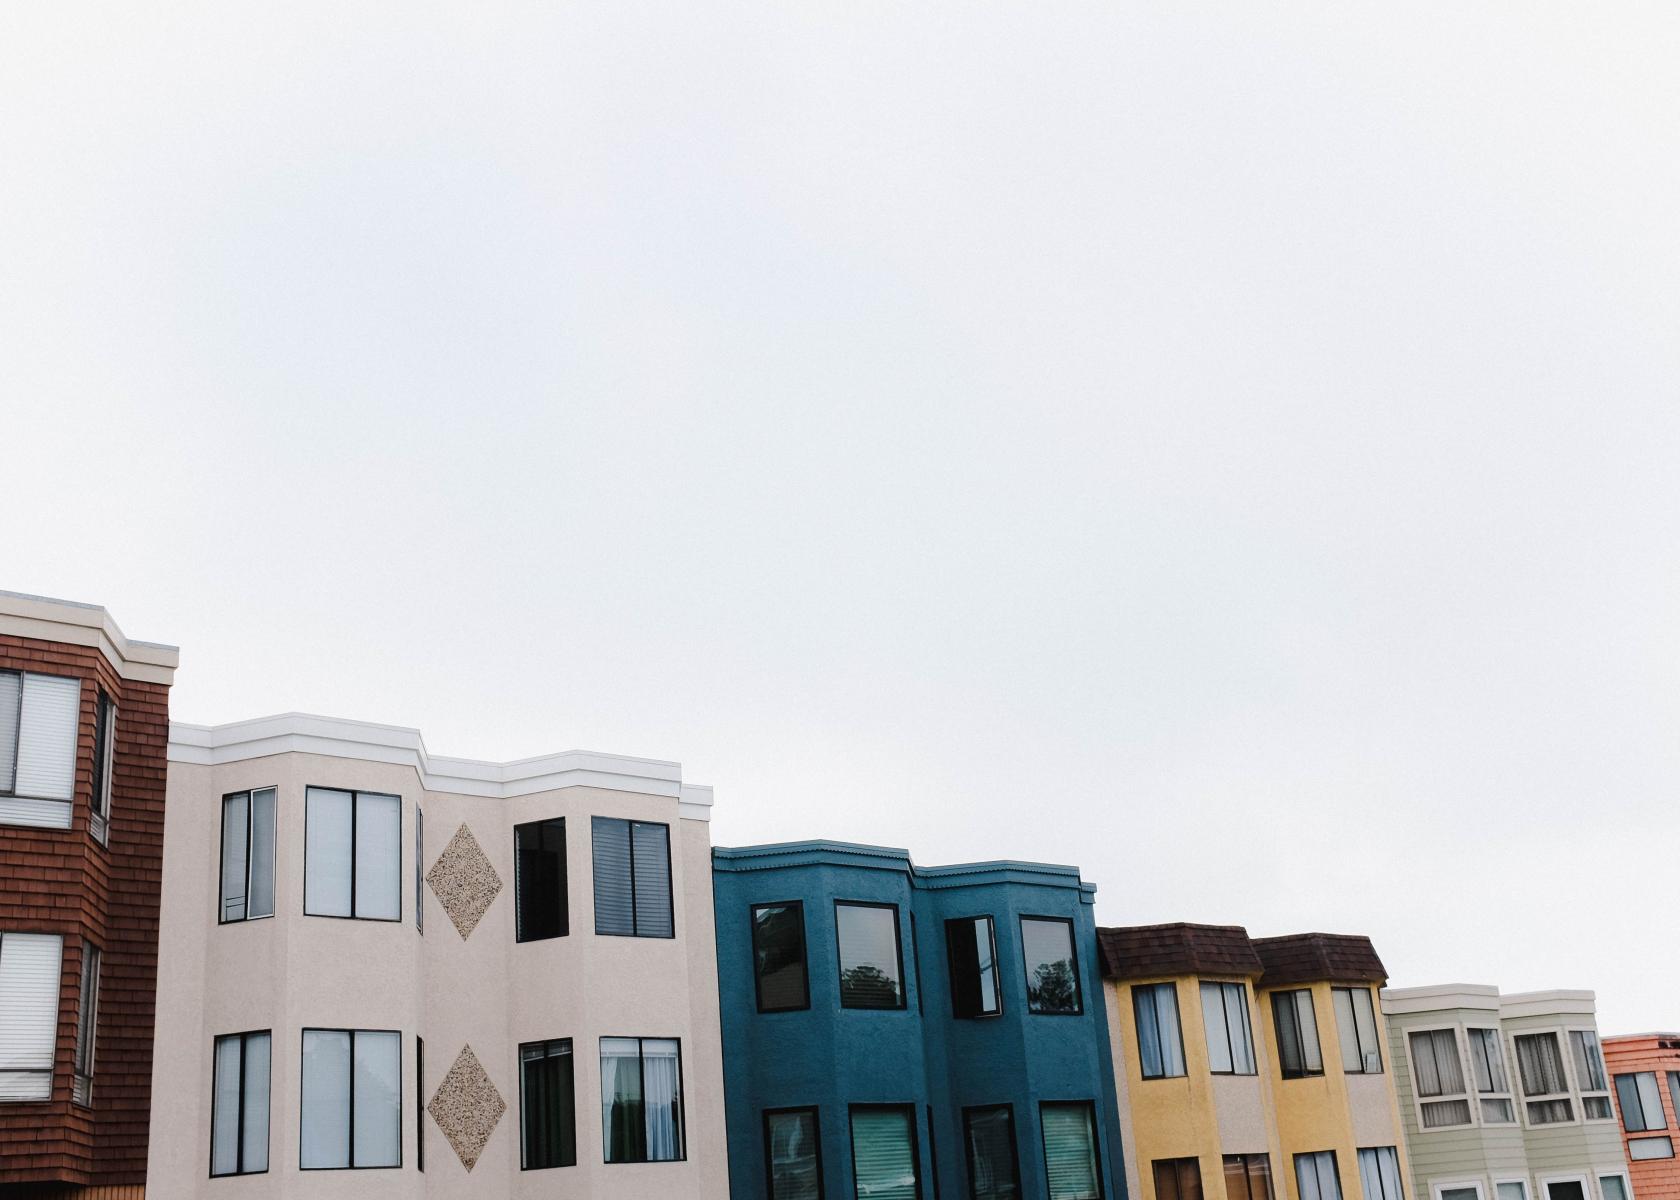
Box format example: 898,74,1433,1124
300,1030,351,1168
0,933,63,1101
768,1109,820,1200
631,821,673,937
352,1030,401,1167
592,818,634,935
1042,1103,1099,1200
243,1033,272,1174
0,672,19,792
221,794,250,921
852,1108,917,1200
211,1036,244,1175
354,793,402,921
305,789,354,917
15,673,80,801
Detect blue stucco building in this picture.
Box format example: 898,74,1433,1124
713,840,1127,1200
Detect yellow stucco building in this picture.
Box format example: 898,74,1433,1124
1100,924,1412,1200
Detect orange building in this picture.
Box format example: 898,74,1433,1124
1604,1034,1680,1200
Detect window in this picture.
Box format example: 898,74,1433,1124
1544,1183,1586,1200
1295,1152,1342,1200
1617,1072,1666,1132
1154,1158,1202,1200
767,1107,823,1200
1271,989,1320,1079
520,1038,576,1169
964,1105,1019,1200
1041,1102,1101,1200
1599,1178,1629,1200
416,1037,424,1172
300,1028,401,1169
515,818,568,942
1203,982,1256,1075
592,817,673,937
1440,1187,1482,1200
947,917,1001,1019
753,902,810,1013
1408,1028,1471,1128
414,808,424,932
1630,1138,1674,1160
1224,1156,1272,1200
1021,917,1081,1015
1357,1148,1403,1200
220,787,277,922
89,691,115,843
1569,1031,1612,1119
304,788,401,921
0,931,63,1101
1495,1182,1527,1200
1467,1028,1515,1124
211,1030,271,1176
1333,988,1383,1073
836,902,905,1010
72,943,99,1106
1514,1033,1574,1124
601,1037,683,1163
852,1106,920,1200
1133,983,1186,1079
0,670,80,829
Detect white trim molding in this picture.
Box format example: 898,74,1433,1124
168,713,712,816
0,590,178,684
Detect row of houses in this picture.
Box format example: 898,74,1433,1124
0,591,1673,1200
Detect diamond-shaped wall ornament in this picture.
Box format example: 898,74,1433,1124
427,1044,506,1171
425,822,503,939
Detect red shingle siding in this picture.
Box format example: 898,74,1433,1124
1604,1036,1680,1200
0,634,169,1190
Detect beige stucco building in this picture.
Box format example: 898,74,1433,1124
147,713,729,1199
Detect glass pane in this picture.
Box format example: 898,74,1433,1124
755,904,809,1012
837,904,903,1009
1021,918,1079,1014
1275,993,1304,1076
1334,990,1360,1073
0,672,19,792
601,1037,645,1163
1516,1034,1568,1096
1135,986,1164,1077
1422,1100,1472,1128
1637,1073,1665,1130
1617,1075,1648,1130
0,933,62,1073
249,789,276,919
516,819,568,942
592,818,635,936
1225,985,1254,1073
1204,984,1234,1073
1042,1104,1099,1200
1571,1032,1606,1091
1441,1189,1479,1200
243,1032,271,1174
1480,1099,1515,1124
642,1038,682,1161
1352,991,1381,1072
631,821,674,937
1630,1138,1675,1160
354,794,401,921
1156,985,1186,1075
852,1108,918,1200
304,789,353,918
768,1109,821,1200
1297,992,1323,1073
966,1106,1018,1200
520,1040,576,1170
975,919,999,1015
14,673,79,800
74,945,98,1075
1497,1185,1527,1200
301,1030,351,1168
1600,1181,1628,1200
1546,1183,1586,1200
211,1036,243,1175
221,795,249,921
352,1030,401,1167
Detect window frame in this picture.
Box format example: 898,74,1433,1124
1535,1174,1593,1200
519,1036,577,1171
302,788,403,923
946,915,1003,1020
218,786,278,925
1153,1156,1203,1200
764,1105,825,1200
297,1026,404,1170
1512,1029,1579,1129
72,941,100,1107
1566,1028,1614,1123
1357,1146,1405,1200
752,900,812,1014
962,1103,1021,1200
1039,1100,1104,1200
1595,1174,1633,1200
414,807,423,933
834,900,908,1012
849,1103,923,1200
1271,988,1321,1080
416,1036,424,1173
1430,1180,1487,1200
600,1035,687,1164
1224,1154,1274,1200
1615,1071,1667,1133
0,929,64,1103
89,690,116,844
514,816,570,943
0,669,82,827
1293,1150,1343,1200
209,1028,272,1178
1133,981,1187,1080
1404,1024,1476,1132
1465,1027,1516,1125
1202,980,1257,1076
591,816,676,939
1020,914,1083,1017
1332,987,1384,1074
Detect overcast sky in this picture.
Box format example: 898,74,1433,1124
3,5,1677,1034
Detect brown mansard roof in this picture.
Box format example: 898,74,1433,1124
1097,923,1263,982
1250,933,1388,987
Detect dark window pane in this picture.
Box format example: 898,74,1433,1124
948,918,1000,1019
768,1109,822,1200
521,1039,576,1169
837,904,904,1009
592,817,635,936
516,819,568,942
754,904,809,1012
965,1106,1019,1200
1021,918,1080,1015
1157,1159,1203,1200
631,821,673,937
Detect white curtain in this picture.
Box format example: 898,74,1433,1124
643,1038,682,1161
305,790,354,917
354,794,402,921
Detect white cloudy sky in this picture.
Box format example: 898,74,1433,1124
3,6,1676,1033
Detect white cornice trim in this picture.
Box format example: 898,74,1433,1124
0,590,178,684
168,713,710,815
1500,989,1596,1019
1381,983,1502,1014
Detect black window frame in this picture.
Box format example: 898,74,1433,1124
1331,986,1383,1074
1224,1154,1273,1200
1272,988,1323,1080
752,900,811,1013
1133,982,1188,1080
217,786,277,925
849,1103,923,1200
1039,1100,1104,1200
416,1036,424,1173
1202,980,1257,1076
591,816,675,939
302,788,403,923
962,1103,1022,1200
515,817,570,943
1154,1157,1203,1200
298,1026,404,1170
72,940,100,1106
834,900,908,1012
414,807,424,933
764,1105,825,1200
89,690,115,843
1020,915,1083,1017
209,1028,272,1178
946,915,1003,1020
520,1036,578,1170
599,1035,687,1164
1616,1072,1668,1133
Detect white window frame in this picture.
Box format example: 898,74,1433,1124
1513,1028,1580,1130
0,670,82,829
1534,1173,1592,1200
1492,1177,1531,1200
1565,1027,1614,1123
1465,1026,1516,1126
1430,1178,1487,1200
1404,1024,1477,1132
1595,1173,1633,1200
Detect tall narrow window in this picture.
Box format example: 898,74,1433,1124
304,788,400,921
1408,1028,1472,1128
1616,1073,1667,1132
89,691,116,844
1672,1073,1680,1125
300,1028,401,1169
220,787,277,922
767,1107,823,1200
0,931,63,1101
1332,988,1382,1073
0,670,80,829
1570,1031,1613,1119
515,818,569,942
1134,983,1187,1079
415,808,424,932
1465,1028,1514,1123
964,1105,1020,1200
211,1030,271,1176
1294,1152,1342,1200
1224,1155,1272,1200
1272,989,1321,1078
72,943,100,1106
601,1037,684,1163
947,917,1001,1019
1021,917,1081,1015
1356,1148,1403,1200
852,1106,920,1200
1154,1158,1202,1200
1202,982,1256,1075
1514,1032,1574,1125
416,1036,424,1172
591,817,673,937
521,1038,576,1169
753,902,810,1012
1040,1102,1101,1200
836,902,905,1010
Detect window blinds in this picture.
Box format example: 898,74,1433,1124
0,933,64,1101
0,672,80,828
851,1108,918,1200
1042,1103,1100,1200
